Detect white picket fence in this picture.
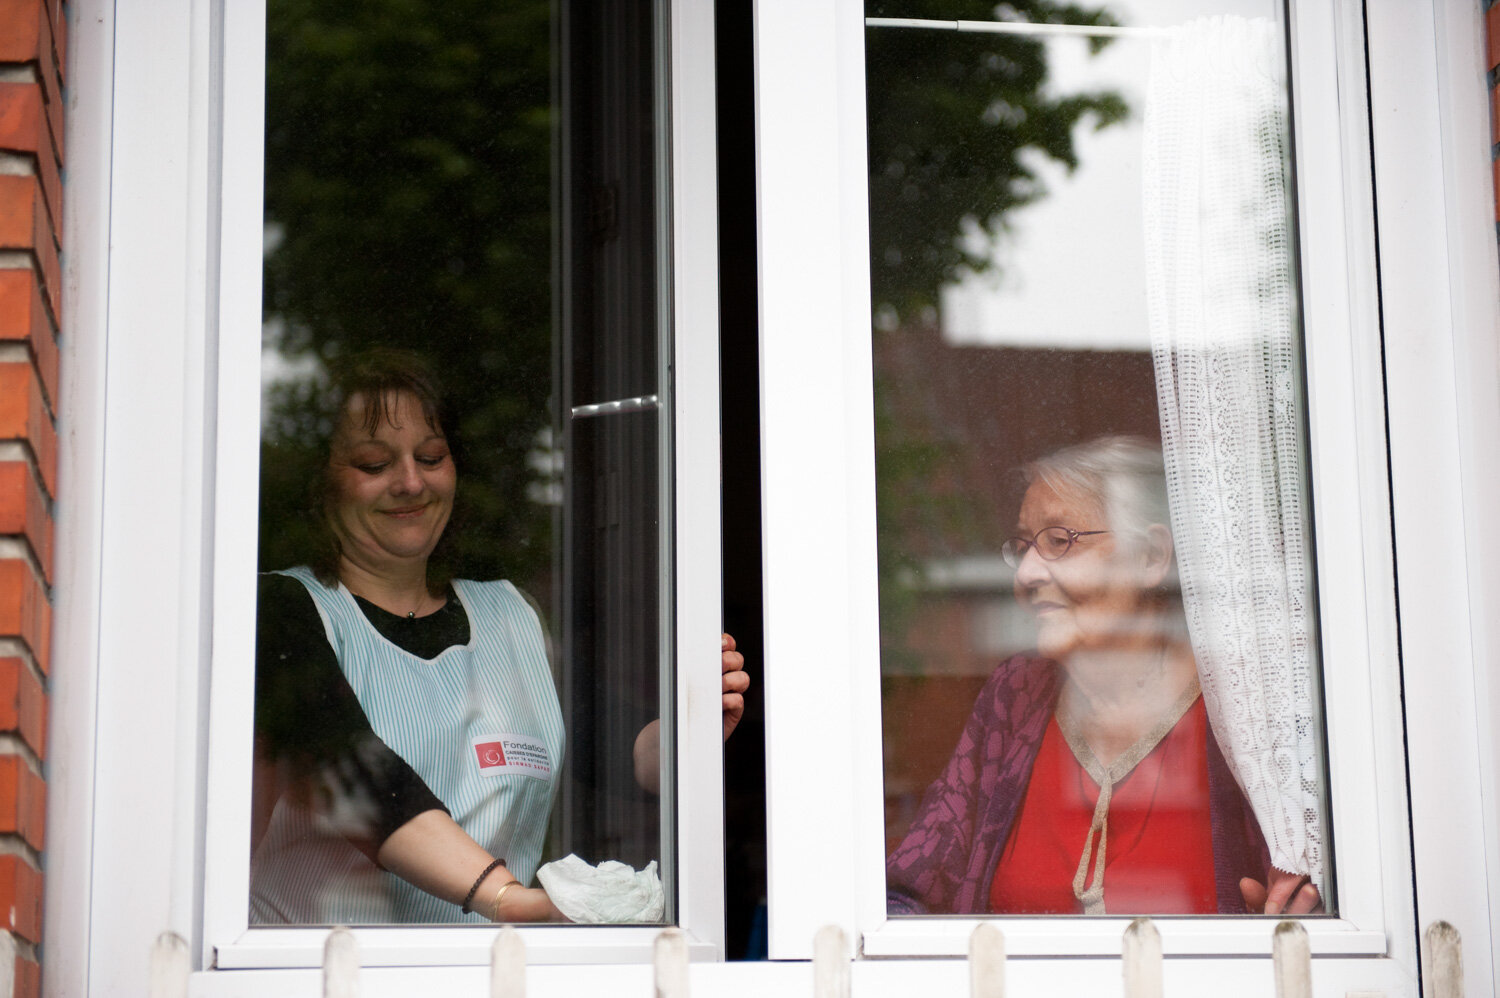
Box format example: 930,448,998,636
149,920,1465,998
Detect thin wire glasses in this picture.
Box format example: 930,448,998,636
1000,527,1110,569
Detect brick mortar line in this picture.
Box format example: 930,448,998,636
8,933,36,967
0,639,47,698
0,931,38,969
0,67,39,87
0,540,49,594
0,738,41,782
0,153,36,179
0,442,56,511
0,832,42,871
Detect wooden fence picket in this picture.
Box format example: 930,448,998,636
814,925,851,998
1271,921,1312,998
968,922,1005,998
491,925,526,998
1122,918,1162,998
147,931,189,998
1423,921,1463,998
655,927,690,998
323,927,360,998
142,916,1479,997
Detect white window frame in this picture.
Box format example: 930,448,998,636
46,0,1500,993
48,0,731,990
753,0,1499,994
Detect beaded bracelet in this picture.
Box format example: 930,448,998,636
461,858,507,914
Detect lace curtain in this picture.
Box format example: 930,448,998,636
1142,16,1322,885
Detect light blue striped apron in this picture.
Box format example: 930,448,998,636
252,566,564,924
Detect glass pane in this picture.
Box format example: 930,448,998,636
250,0,672,926
869,1,1333,918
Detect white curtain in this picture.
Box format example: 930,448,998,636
1143,15,1322,885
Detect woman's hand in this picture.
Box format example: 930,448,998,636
632,633,751,793
376,811,571,921
721,633,749,741
494,884,569,923
1240,870,1323,915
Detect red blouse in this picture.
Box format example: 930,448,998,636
988,697,1219,915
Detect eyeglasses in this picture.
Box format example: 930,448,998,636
1000,527,1110,569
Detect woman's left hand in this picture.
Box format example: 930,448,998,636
721,633,749,741
496,884,571,923
1240,870,1323,915
631,633,750,793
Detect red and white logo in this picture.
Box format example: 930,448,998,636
474,741,508,770
470,732,551,780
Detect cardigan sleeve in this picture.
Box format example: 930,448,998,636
884,664,1008,914
254,573,449,858
884,656,1059,915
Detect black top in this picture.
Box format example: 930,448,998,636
253,573,468,854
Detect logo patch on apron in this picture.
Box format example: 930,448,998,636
472,733,551,780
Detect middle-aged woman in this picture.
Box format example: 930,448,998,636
251,350,748,924
885,436,1320,917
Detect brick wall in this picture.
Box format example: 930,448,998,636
0,1,62,996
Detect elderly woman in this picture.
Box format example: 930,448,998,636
251,350,747,924
885,436,1318,917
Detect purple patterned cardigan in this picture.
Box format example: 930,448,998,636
885,654,1270,915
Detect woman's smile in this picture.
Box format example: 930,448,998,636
381,504,432,518
327,390,457,576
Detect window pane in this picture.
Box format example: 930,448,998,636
868,1,1333,918
250,0,672,926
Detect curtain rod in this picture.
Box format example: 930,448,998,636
864,17,1170,39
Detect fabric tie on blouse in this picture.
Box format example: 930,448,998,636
1057,678,1202,915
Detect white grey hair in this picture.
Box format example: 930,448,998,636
1022,436,1171,544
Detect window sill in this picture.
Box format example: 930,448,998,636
191,952,1416,998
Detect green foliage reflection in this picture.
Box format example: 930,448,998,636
259,0,557,594
864,1,1128,669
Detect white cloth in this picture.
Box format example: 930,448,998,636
1143,15,1323,886
537,855,664,924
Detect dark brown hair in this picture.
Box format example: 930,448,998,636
309,348,463,595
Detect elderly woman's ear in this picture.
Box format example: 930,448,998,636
1141,523,1175,588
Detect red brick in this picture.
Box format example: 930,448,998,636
0,2,45,64
0,85,61,229
1490,3,1500,72
0,179,57,322
42,0,61,81
0,271,55,406
0,563,47,674
12,951,37,998
0,365,54,498
0,660,45,760
0,464,50,579
0,1,61,143
0,856,40,943
0,756,44,851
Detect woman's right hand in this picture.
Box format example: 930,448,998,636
496,884,569,923
1239,870,1322,915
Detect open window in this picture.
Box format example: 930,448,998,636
202,0,727,969
51,0,1500,992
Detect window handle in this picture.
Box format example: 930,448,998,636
570,394,660,420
